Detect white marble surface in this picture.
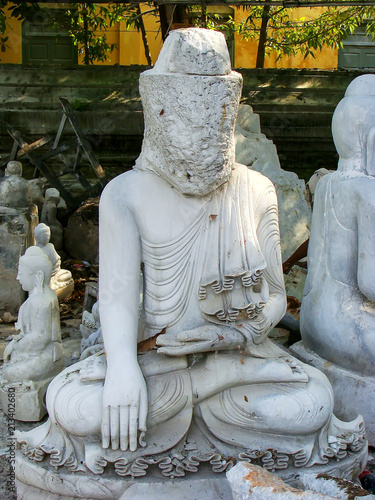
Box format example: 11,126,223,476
15,29,367,498
299,74,375,443
291,341,375,446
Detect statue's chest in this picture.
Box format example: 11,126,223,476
138,200,209,248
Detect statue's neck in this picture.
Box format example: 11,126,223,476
136,147,233,198
337,156,364,176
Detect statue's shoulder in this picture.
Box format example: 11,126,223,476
45,243,57,253
100,169,150,212
26,291,54,312
235,163,275,192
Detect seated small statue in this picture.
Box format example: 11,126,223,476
16,29,366,492
34,223,74,301
0,161,31,210
41,188,64,250
294,74,375,444
0,246,63,421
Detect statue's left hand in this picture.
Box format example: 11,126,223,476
157,326,245,356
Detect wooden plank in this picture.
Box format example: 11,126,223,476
73,144,83,173
39,138,77,161
9,141,19,162
59,97,107,187
0,135,52,167
53,113,68,149
8,128,77,209
73,169,93,191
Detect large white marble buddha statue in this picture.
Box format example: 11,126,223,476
16,29,366,496
294,74,375,444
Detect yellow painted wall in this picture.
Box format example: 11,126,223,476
2,7,22,64
118,5,163,66
0,3,339,69
77,24,120,65
234,7,338,69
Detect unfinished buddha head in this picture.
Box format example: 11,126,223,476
17,246,53,292
136,28,243,196
5,161,22,177
45,188,60,204
332,74,375,175
34,223,51,246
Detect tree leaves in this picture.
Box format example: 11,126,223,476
218,3,375,67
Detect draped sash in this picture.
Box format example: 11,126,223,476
141,164,268,333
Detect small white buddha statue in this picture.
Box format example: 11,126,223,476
41,188,64,250
0,246,63,421
34,223,74,301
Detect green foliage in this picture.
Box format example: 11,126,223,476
0,2,39,56
6,1,39,22
0,1,158,65
0,1,373,67
118,2,158,31
222,4,375,64
52,3,126,65
53,3,158,65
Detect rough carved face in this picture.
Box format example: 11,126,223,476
18,247,53,289
139,72,242,196
17,262,36,292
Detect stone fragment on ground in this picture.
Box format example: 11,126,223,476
299,473,375,499
227,462,374,500
281,265,307,331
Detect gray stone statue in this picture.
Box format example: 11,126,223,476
0,161,31,209
41,188,63,250
0,161,38,318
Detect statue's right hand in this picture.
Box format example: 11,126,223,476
101,360,147,452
